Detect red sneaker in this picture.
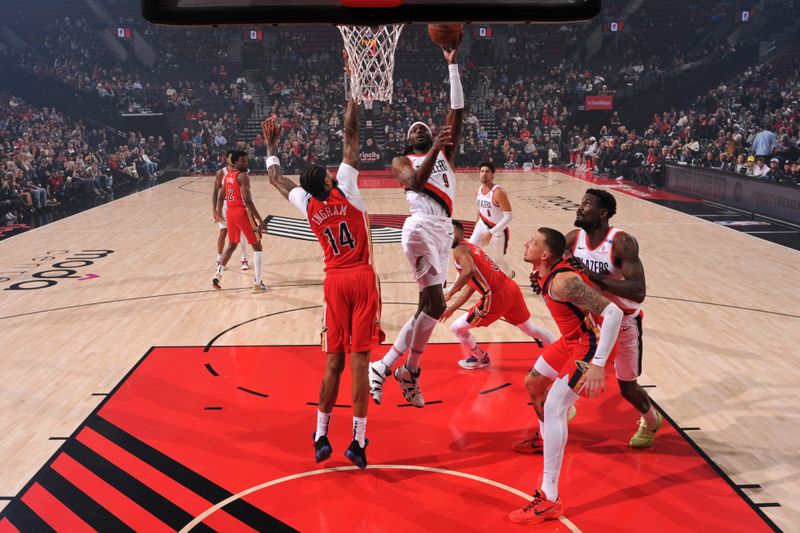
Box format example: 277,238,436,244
511,432,543,454
509,489,563,524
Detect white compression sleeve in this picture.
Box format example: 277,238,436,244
592,303,623,367
489,211,513,235
449,64,464,110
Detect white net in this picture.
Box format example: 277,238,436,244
338,25,404,104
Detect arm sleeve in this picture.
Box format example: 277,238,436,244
335,162,366,212
591,303,623,367
288,187,311,219
449,64,464,110
489,211,513,235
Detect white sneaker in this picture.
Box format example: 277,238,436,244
394,365,424,407
241,260,249,271
458,353,491,370
252,281,268,293
368,361,390,405
212,272,222,289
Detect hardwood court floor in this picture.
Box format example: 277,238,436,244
0,170,798,530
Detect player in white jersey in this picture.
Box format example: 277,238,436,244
368,39,465,408
566,188,663,448
212,150,248,270
469,161,514,277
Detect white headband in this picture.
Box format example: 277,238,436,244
407,122,432,140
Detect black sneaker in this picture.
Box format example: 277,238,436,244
313,433,332,463
344,439,368,469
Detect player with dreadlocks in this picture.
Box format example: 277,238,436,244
368,37,465,408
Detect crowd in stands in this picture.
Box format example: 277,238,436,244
563,61,800,188
1,0,798,229
0,96,164,225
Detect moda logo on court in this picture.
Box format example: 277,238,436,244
266,215,475,244
1,249,114,291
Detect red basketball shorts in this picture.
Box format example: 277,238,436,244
322,265,385,354
467,279,531,328
225,206,258,244
539,334,618,388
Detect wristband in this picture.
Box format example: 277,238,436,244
266,156,280,168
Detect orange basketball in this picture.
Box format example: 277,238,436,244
427,24,464,49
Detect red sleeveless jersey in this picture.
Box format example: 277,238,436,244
307,188,372,271
454,240,508,296
223,170,245,208
540,260,600,341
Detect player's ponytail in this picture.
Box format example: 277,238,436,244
300,165,330,201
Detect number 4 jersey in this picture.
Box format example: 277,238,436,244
289,163,373,271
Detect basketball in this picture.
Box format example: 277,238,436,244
427,24,464,48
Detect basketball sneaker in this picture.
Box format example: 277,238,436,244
458,353,490,370
344,439,368,469
512,432,543,454
368,361,390,405
252,281,268,293
394,365,424,407
509,489,563,524
313,433,332,463
212,273,222,289
629,411,663,448
241,260,249,271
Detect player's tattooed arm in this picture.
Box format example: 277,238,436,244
341,94,360,169
551,272,612,316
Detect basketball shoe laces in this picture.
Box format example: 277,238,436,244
522,492,545,513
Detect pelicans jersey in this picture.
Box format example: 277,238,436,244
222,170,258,244
453,241,530,327
288,163,383,353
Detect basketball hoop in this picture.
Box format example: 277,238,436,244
338,24,404,104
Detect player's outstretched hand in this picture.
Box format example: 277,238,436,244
343,49,353,78
213,209,222,223
441,35,461,64
261,116,280,148
432,126,453,151
529,270,542,295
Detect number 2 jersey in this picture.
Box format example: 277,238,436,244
288,163,372,271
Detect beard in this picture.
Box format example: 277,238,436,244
574,217,593,230
412,136,433,152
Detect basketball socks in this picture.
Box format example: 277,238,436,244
216,253,222,263
407,312,438,372
353,416,367,447
216,264,224,275
316,410,331,439
382,316,416,369
642,405,659,427
240,239,247,262
451,314,479,352
542,376,579,502
253,251,263,284
517,319,557,345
